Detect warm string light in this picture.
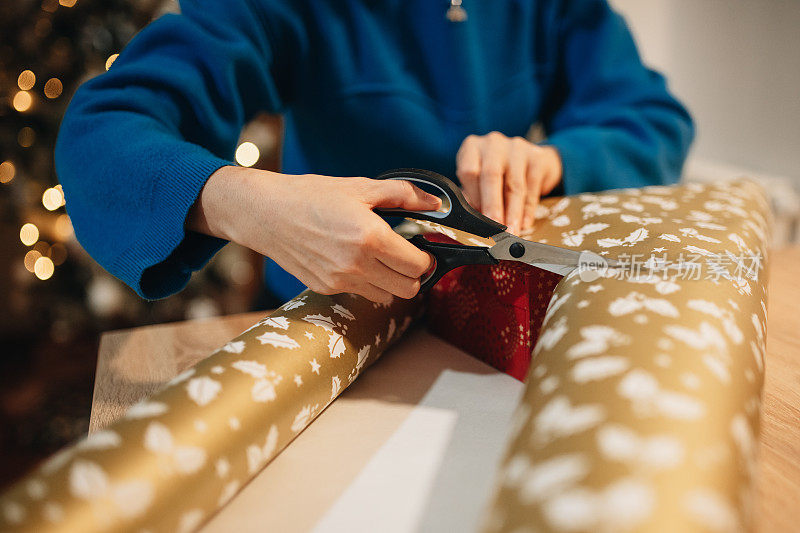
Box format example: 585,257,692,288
17,70,36,90
235,142,260,167
44,78,63,99
42,187,65,210
230,261,254,285
33,242,49,256
105,54,119,70
20,223,39,246
34,256,55,280
54,214,73,240
13,91,33,112
49,243,68,265
24,250,42,273
35,18,52,37
0,161,14,184
18,127,36,148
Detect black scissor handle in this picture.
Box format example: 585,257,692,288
373,168,507,238
410,235,499,292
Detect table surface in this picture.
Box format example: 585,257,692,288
90,247,800,532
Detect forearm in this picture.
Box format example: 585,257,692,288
186,165,253,241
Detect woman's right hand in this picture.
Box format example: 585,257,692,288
188,166,440,304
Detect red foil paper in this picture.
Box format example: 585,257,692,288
425,233,563,381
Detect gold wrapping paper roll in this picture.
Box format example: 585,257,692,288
479,180,771,532
0,291,422,532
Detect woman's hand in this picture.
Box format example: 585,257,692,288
188,166,440,304
456,132,563,235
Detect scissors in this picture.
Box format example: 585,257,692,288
374,168,614,291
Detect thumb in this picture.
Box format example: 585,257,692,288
367,179,442,211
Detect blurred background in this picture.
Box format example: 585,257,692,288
0,0,798,490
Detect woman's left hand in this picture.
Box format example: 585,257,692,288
455,131,563,235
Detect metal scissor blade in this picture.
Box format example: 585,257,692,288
527,263,579,276
488,232,584,267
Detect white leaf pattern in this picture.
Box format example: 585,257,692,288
331,304,355,320
222,341,245,353
534,396,605,445
261,316,290,330
281,297,306,310
186,377,222,406
251,379,277,403
69,461,108,500
566,326,630,359
356,345,371,372
327,332,346,358
232,360,267,379
143,422,173,454
256,331,301,349
290,404,319,433
77,430,121,451
302,314,336,332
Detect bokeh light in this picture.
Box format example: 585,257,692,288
235,142,260,167
230,260,254,285
24,250,42,273
34,256,55,280
49,243,68,265
59,0,78,7
20,223,39,246
105,54,119,70
0,161,15,184
35,18,52,38
13,91,33,112
33,241,49,255
44,78,63,99
17,70,36,90
54,214,74,240
18,127,36,148
42,187,65,210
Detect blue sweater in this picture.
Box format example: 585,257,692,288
56,0,693,301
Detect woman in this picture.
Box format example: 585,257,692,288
56,0,693,305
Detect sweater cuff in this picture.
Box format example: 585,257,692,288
111,148,231,300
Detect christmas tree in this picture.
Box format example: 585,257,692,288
0,0,278,488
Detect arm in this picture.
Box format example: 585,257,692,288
56,0,286,299
542,0,695,195
56,0,433,303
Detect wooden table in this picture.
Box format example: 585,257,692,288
90,247,800,532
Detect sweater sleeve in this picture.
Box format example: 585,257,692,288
542,0,695,195
55,0,289,299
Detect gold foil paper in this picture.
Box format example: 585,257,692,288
1,179,773,533
0,291,422,532
479,180,771,532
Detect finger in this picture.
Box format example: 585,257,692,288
355,282,396,305
479,133,508,223
366,258,421,299
374,227,433,279
367,179,442,211
504,144,528,235
522,159,545,231
456,135,482,209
